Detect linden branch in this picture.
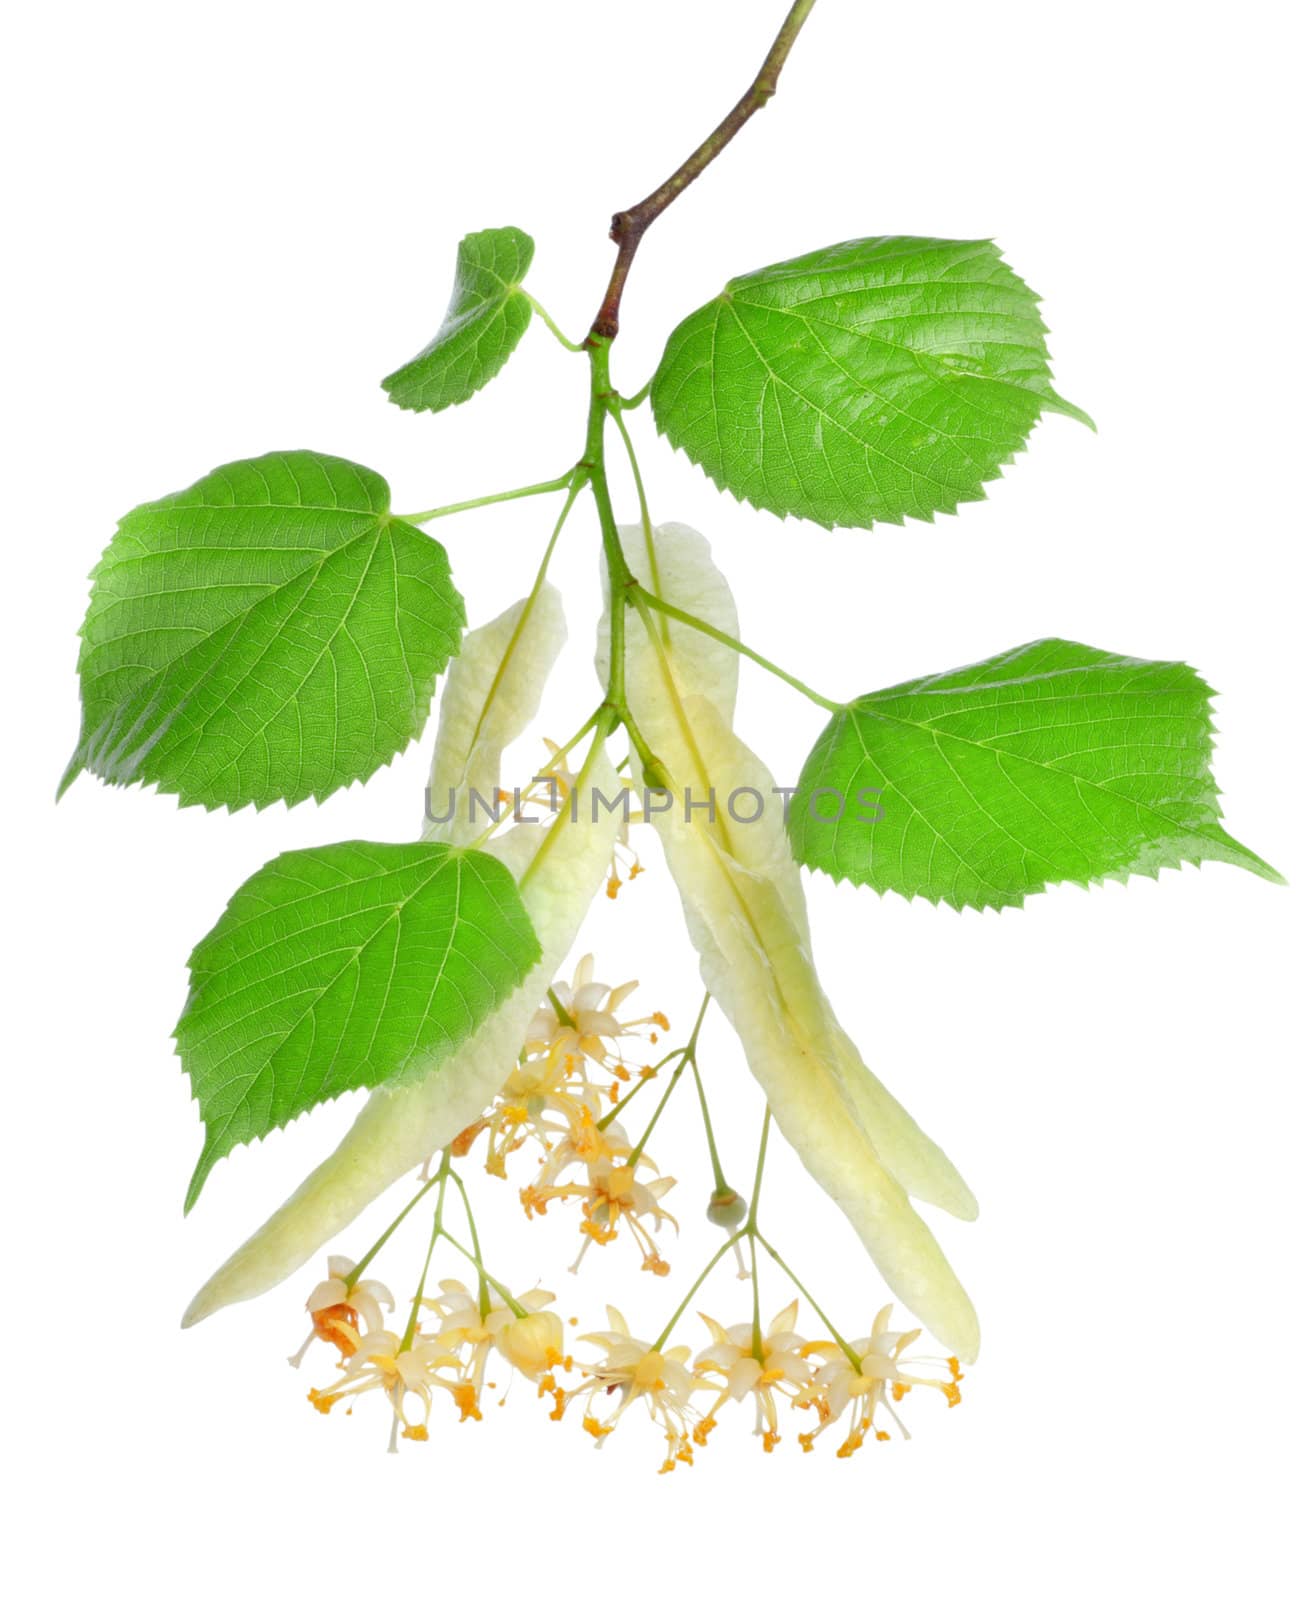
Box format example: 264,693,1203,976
588,0,820,340
582,0,820,771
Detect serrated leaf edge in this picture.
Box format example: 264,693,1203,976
651,235,1092,531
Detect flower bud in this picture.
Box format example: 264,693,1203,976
495,1310,564,1379
641,755,673,792
706,1187,748,1232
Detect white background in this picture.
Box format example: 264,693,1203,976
4,0,1299,1593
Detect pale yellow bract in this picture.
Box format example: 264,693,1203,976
608,521,980,1360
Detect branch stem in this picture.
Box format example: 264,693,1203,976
756,1231,862,1371
523,292,584,352
547,986,578,1031
345,1167,443,1288
402,473,576,525
595,1045,686,1132
747,1106,773,1236
690,1058,728,1196
608,403,656,571
441,1232,526,1316
589,0,819,339
650,1236,733,1353
631,586,842,712
616,380,652,410
400,1151,451,1351
627,1055,690,1167
585,339,668,781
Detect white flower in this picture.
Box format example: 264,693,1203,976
525,954,664,1065
457,957,670,1182
693,1299,815,1451
522,1117,678,1275
289,1254,395,1365
426,1279,564,1419
306,1330,460,1451
794,1303,963,1457
567,1307,704,1472
467,1047,604,1177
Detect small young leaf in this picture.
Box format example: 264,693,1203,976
789,639,1282,911
63,451,464,811
176,840,542,1210
650,237,1091,530
383,226,535,413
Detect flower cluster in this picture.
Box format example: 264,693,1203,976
566,1299,962,1468
565,1306,699,1472
522,1117,678,1275
794,1303,964,1457
423,1278,567,1421
277,900,972,1467
295,1261,569,1451
293,1261,962,1466
455,956,678,1273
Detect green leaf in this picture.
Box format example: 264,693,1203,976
788,639,1282,911
63,451,464,811
383,226,535,413
650,237,1092,530
176,840,542,1209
